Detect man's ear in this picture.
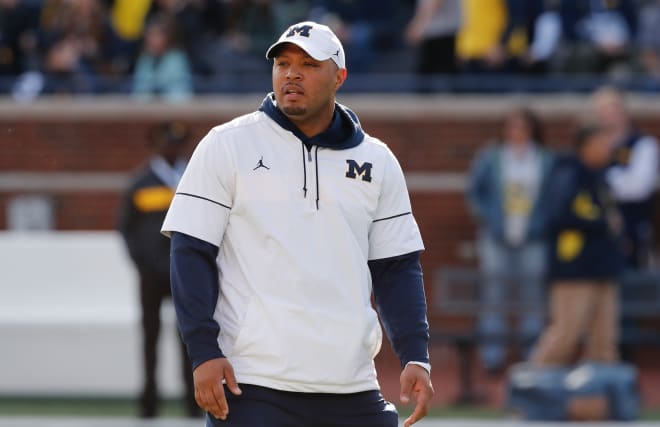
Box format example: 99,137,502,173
336,68,347,90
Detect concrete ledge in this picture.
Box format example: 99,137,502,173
1,93,660,120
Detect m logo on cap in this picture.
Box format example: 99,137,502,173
286,24,313,38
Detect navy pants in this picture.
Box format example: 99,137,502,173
206,384,398,427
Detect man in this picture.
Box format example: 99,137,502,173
161,21,434,427
117,121,198,418
591,86,659,268
590,86,659,363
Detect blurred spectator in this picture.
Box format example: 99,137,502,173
555,0,638,75
106,0,153,76
146,0,227,76
224,0,277,58
462,0,560,74
455,0,508,73
405,0,462,75
310,0,409,72
199,0,276,77
590,86,659,363
467,107,554,373
522,0,563,73
591,86,659,268
272,0,310,33
132,12,193,102
0,0,657,94
531,123,624,366
117,121,198,418
0,0,41,77
496,0,554,74
38,0,113,94
638,0,660,77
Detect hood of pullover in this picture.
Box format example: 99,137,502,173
259,93,365,149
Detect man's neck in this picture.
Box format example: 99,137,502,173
295,118,333,138
288,102,336,138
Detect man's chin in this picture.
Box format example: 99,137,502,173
282,105,307,116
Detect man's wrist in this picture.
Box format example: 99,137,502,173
406,361,431,374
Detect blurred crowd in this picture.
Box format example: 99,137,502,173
3,0,660,99
466,85,659,420
467,85,658,377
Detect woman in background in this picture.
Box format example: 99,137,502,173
467,107,554,373
132,12,192,103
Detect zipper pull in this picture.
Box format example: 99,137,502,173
306,145,312,161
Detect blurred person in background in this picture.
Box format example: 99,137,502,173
591,85,659,269
520,0,564,74
493,0,556,74
310,0,410,73
455,0,508,73
638,0,660,78
531,122,624,366
223,0,277,62
0,0,41,78
591,85,659,363
106,0,153,76
38,0,113,94
467,107,554,374
117,121,199,419
132,12,193,102
555,0,638,75
147,0,229,77
201,0,276,77
405,0,462,76
272,0,310,33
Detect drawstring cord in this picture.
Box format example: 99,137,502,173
301,142,307,197
300,142,320,210
314,146,320,210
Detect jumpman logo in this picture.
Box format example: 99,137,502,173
253,156,270,170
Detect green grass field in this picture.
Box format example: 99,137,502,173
1,397,659,420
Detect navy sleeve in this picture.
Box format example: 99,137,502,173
369,251,430,367
170,232,225,369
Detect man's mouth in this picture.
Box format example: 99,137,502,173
283,85,304,96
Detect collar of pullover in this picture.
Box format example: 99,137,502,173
259,93,364,150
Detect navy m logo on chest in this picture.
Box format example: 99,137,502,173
286,24,313,38
345,160,373,182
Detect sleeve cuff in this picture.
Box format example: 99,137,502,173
406,361,431,374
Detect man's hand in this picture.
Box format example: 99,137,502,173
400,363,434,427
193,357,242,420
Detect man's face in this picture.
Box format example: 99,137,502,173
272,44,346,131
592,93,628,134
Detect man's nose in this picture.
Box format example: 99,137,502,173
286,65,302,80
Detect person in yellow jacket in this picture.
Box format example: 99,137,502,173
456,0,508,72
531,123,625,366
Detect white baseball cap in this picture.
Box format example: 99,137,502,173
266,21,346,69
